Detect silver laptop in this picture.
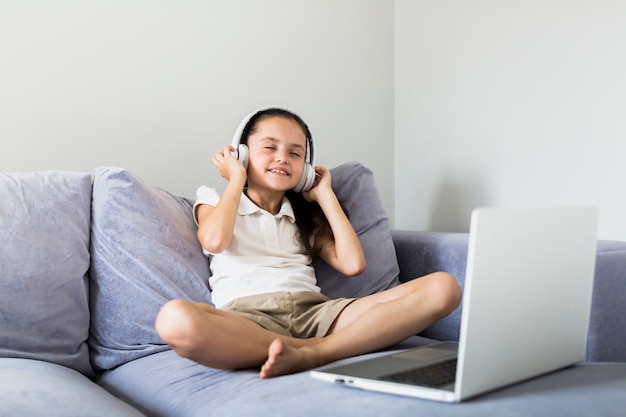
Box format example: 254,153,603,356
310,207,599,402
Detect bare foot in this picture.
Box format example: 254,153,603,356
259,339,318,379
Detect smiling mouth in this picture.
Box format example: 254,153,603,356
269,169,290,176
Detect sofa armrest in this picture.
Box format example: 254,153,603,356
588,240,626,362
391,230,626,362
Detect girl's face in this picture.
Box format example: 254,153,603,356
245,115,308,193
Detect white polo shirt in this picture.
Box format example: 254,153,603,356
193,186,320,308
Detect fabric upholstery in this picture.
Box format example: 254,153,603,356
97,338,434,417
391,230,468,342
0,171,93,376
89,167,212,371
0,358,145,417
88,162,399,371
587,240,626,361
392,230,626,362
315,162,400,298
98,350,626,417
3,164,626,417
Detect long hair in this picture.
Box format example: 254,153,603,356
240,108,332,257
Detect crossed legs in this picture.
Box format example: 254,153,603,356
155,271,461,378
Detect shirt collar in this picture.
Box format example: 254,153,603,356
239,193,296,223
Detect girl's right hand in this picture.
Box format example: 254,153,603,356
211,145,247,183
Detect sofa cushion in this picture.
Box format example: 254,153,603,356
314,162,400,298
97,349,626,417
89,162,397,370
0,358,145,417
97,338,434,417
0,171,93,377
89,167,212,371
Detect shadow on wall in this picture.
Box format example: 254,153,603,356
429,175,489,233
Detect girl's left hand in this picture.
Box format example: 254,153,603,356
302,166,332,203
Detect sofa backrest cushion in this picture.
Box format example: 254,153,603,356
315,162,400,297
89,163,398,370
89,167,212,371
0,171,94,377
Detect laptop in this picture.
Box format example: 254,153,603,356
310,207,599,402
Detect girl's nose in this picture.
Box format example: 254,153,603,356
275,151,289,163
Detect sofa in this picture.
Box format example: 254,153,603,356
1,162,625,417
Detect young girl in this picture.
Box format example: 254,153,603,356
155,107,462,378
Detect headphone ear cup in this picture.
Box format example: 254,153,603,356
237,144,249,169
294,163,316,193
303,163,317,192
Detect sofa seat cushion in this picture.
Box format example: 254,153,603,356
97,337,435,417
0,358,145,417
0,171,93,376
89,167,212,371
97,349,626,417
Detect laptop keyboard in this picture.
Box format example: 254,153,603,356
379,358,457,388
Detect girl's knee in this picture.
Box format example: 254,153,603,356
155,299,202,348
429,272,462,314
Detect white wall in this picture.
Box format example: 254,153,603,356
1,1,394,212
4,1,625,241
395,0,626,240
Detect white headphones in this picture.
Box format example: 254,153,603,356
230,106,317,193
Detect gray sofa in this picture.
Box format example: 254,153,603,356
1,162,625,417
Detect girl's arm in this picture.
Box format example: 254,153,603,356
196,146,247,254
305,166,367,276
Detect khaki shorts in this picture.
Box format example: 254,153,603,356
221,291,355,338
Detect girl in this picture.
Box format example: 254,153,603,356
155,107,461,378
